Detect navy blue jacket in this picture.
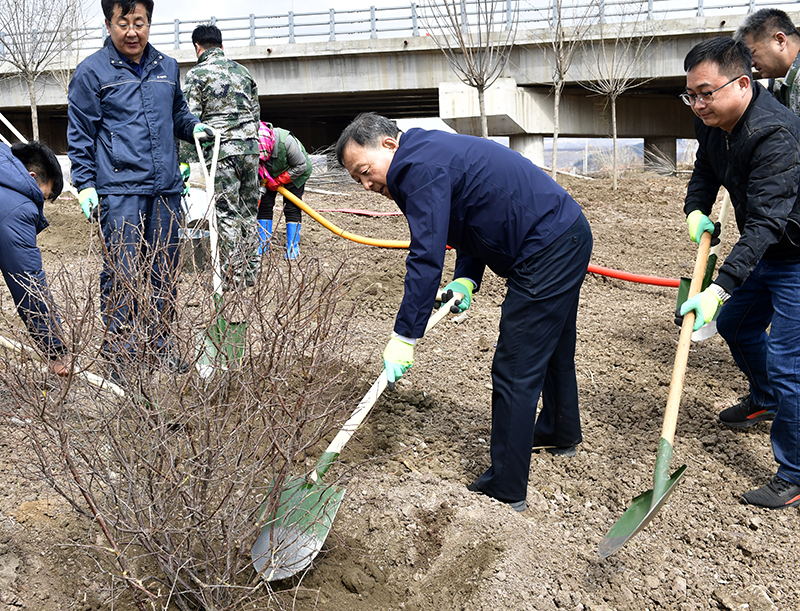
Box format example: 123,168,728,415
68,42,198,195
0,144,64,355
387,128,582,338
685,82,800,293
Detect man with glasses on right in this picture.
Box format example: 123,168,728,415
678,37,800,508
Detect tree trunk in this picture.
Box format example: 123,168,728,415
478,86,488,138
611,95,618,191
552,82,563,182
27,75,39,141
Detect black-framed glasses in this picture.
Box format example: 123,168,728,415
111,21,149,32
680,75,747,106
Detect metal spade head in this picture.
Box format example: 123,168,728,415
251,475,345,581
598,464,687,559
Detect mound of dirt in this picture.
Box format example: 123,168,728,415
1,173,797,610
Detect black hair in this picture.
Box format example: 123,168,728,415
10,141,63,201
101,0,153,23
192,24,223,49
736,8,800,42
684,36,752,80
335,112,400,166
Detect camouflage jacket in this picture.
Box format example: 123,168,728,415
769,49,800,117
179,47,260,162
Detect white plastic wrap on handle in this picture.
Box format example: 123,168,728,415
194,129,222,298
691,190,733,342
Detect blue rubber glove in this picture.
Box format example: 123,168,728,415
383,335,415,387
193,123,214,142
679,283,728,331
686,210,720,246
438,278,474,313
180,162,191,195
77,187,98,221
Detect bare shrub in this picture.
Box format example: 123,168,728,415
0,226,369,610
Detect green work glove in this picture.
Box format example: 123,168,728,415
686,210,720,246
180,162,191,195
438,278,474,313
383,335,415,387
77,187,98,221
679,283,729,331
193,122,214,141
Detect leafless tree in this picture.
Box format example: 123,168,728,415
0,0,89,139
0,230,372,610
578,1,658,189
545,0,599,181
421,0,519,138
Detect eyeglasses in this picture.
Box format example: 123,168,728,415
111,21,149,33
680,75,747,106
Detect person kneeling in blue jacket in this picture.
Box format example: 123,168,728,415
336,113,593,512
0,141,70,376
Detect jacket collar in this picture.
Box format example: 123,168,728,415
108,41,153,73
197,46,225,64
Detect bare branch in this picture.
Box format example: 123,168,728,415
421,0,519,138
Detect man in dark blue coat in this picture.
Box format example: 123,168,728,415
0,141,69,376
336,113,593,511
67,0,210,376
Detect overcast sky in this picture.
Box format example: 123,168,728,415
84,0,410,23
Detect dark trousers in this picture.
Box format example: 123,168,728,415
474,213,593,503
257,182,305,224
99,193,181,355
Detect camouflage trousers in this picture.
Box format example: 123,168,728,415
214,154,261,288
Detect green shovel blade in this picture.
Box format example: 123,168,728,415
196,318,246,376
599,462,687,559
251,470,345,581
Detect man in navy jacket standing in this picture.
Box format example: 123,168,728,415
0,141,69,376
68,0,210,377
336,113,593,511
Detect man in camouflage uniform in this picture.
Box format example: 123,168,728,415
736,9,800,116
179,23,260,287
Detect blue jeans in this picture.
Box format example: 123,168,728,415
716,258,800,484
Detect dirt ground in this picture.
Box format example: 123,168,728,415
1,171,798,610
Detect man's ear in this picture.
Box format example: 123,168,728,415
381,136,399,152
775,31,788,48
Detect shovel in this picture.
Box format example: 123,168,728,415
598,231,711,559
675,192,732,342
0,334,125,397
190,130,246,378
251,291,463,581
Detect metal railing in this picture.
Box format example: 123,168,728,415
2,0,799,59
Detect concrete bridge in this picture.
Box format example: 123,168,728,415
1,2,798,167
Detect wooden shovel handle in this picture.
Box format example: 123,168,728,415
660,232,711,445
194,130,223,298
0,334,125,397
311,293,463,481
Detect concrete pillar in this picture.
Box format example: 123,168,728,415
510,134,545,168
644,137,677,174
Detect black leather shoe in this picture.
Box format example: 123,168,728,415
466,482,527,512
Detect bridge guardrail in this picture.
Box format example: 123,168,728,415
2,0,799,59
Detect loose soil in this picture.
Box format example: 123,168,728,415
1,172,797,611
